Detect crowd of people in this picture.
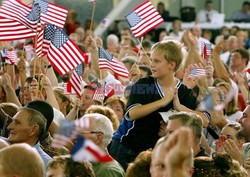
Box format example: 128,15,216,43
0,0,249,177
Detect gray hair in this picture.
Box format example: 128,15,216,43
82,113,113,147
19,107,47,142
107,34,119,44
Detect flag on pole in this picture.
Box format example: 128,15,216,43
69,63,84,97
0,0,68,32
34,0,68,29
99,47,129,78
42,24,86,75
0,17,35,41
0,47,18,64
72,136,113,163
93,86,105,103
201,42,211,60
189,68,206,77
52,118,90,149
0,0,36,31
125,0,164,38
30,3,44,58
63,81,76,95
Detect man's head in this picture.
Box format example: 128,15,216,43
0,143,44,177
221,123,246,147
79,85,96,116
120,28,132,40
242,1,250,13
150,136,168,177
121,56,137,71
46,155,95,177
25,100,54,133
107,34,119,53
7,107,47,145
80,113,113,149
151,41,183,79
120,37,136,51
23,76,47,105
157,2,165,13
231,48,249,71
192,25,202,37
138,52,152,67
227,36,238,52
205,0,213,11
172,19,181,33
238,105,250,141
167,112,202,144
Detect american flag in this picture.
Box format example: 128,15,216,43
92,83,115,103
63,81,75,95
0,17,35,41
125,0,164,38
30,3,43,58
189,68,206,77
69,63,84,97
199,87,235,111
34,0,68,29
0,0,36,31
84,52,91,64
72,136,113,163
93,85,105,103
99,47,129,78
0,48,18,64
52,118,90,149
0,0,67,32
201,42,211,60
42,24,86,75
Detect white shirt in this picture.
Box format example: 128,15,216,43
169,31,184,42
220,51,231,65
197,9,219,23
52,108,65,126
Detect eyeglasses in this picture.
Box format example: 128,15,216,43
81,131,104,135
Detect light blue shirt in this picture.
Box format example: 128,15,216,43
34,142,52,168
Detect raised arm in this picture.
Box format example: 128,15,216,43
212,40,231,83
85,36,100,78
2,73,22,107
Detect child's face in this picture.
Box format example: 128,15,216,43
46,166,65,177
151,50,173,79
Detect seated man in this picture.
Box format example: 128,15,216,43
7,107,51,166
197,0,219,23
232,1,250,22
81,113,125,177
0,143,44,177
47,155,95,177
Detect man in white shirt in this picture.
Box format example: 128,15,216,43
197,0,219,23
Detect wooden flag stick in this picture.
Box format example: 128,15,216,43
136,37,151,62
90,2,96,31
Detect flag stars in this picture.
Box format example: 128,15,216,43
126,11,142,27
53,28,68,48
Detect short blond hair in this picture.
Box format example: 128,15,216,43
151,41,183,71
0,144,44,177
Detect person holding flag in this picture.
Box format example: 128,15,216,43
109,39,210,170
